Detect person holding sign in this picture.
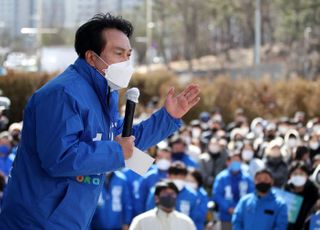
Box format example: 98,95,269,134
232,169,288,230
284,161,319,230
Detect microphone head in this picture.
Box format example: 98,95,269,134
126,87,140,103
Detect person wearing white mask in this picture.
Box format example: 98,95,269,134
285,161,319,230
137,147,172,214
240,141,265,178
199,137,228,189
185,169,209,230
145,162,198,227
0,13,201,229
283,129,301,162
308,132,320,160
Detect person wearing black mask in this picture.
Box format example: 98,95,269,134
199,137,228,189
169,136,199,169
129,180,196,230
232,169,288,230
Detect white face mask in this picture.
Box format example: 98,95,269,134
156,159,171,171
310,142,319,150
242,150,254,161
185,181,198,191
290,175,307,187
95,53,134,90
288,138,297,148
172,179,185,191
209,144,220,154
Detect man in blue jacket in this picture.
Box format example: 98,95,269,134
91,171,132,230
0,13,200,229
212,151,254,230
232,169,288,230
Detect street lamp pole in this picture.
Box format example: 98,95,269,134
254,0,261,65
146,0,153,67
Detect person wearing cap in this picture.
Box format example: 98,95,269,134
137,147,172,214
145,162,198,227
212,151,254,230
284,161,319,230
129,180,196,230
90,171,133,230
232,169,288,230
169,136,199,169
0,13,200,229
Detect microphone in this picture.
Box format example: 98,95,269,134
122,87,140,137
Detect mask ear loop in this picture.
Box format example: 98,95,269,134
92,51,109,73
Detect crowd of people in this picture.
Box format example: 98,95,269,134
1,107,320,230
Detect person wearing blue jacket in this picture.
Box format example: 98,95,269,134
122,168,142,218
137,147,172,214
186,168,209,230
212,152,254,230
91,171,132,230
232,169,288,230
169,136,199,169
145,162,199,227
0,13,200,229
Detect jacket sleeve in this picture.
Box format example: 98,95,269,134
145,188,156,211
131,107,182,151
35,89,125,177
232,197,245,230
137,176,150,214
122,178,133,224
191,189,208,229
274,203,288,230
212,176,230,212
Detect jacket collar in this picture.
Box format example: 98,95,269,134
73,58,119,123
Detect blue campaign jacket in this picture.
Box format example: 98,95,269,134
90,171,132,229
137,167,168,214
193,187,209,230
121,168,142,217
232,190,288,230
146,185,198,226
212,168,254,222
172,153,199,169
0,58,181,229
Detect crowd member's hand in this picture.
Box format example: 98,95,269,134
115,135,135,160
164,84,200,119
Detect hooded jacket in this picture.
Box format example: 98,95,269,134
0,58,181,229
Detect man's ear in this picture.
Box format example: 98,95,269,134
155,196,159,205
85,51,95,67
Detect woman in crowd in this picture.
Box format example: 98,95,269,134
285,161,319,230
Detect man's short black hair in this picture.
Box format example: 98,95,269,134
254,168,274,179
154,180,179,197
188,168,203,187
75,13,133,58
168,161,187,176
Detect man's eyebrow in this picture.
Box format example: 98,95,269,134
114,47,132,52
